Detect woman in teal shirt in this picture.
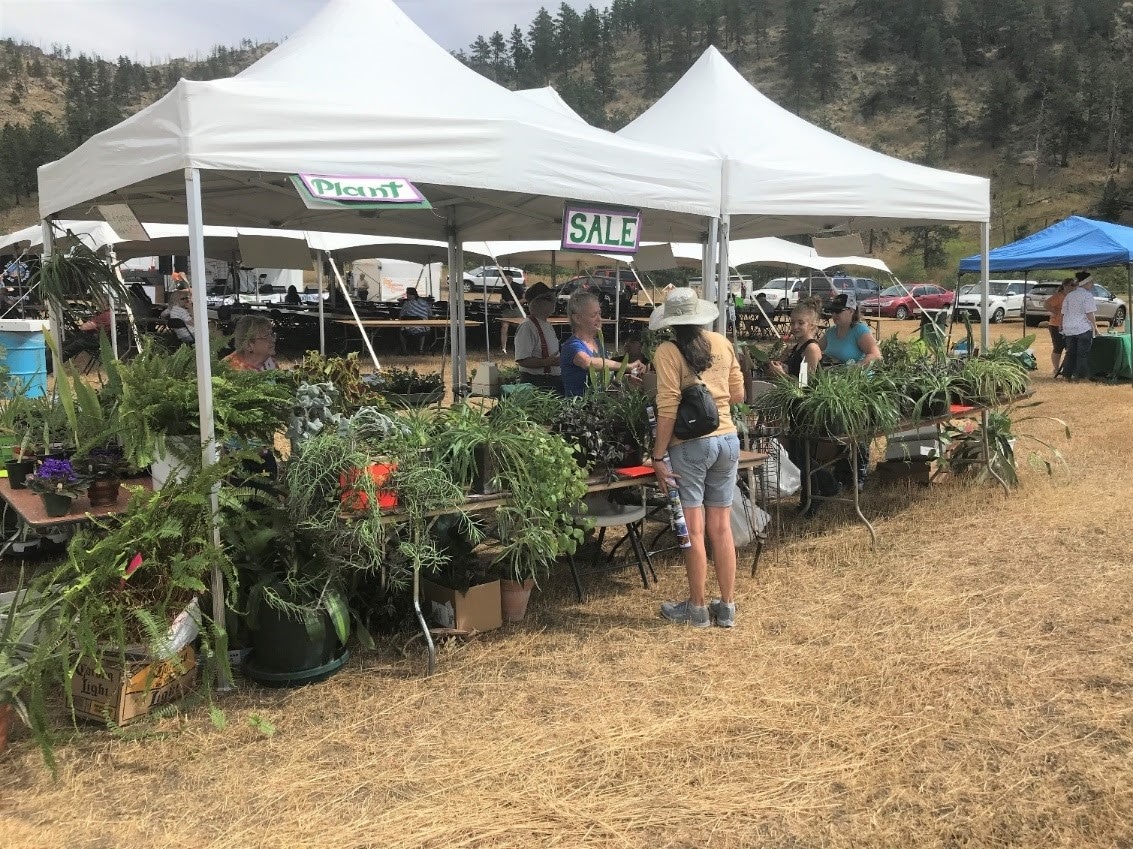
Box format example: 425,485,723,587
820,293,882,366
820,293,881,491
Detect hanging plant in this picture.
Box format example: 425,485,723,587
31,237,129,314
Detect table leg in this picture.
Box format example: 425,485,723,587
848,443,877,549
412,565,436,676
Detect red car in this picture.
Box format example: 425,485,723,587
860,283,954,320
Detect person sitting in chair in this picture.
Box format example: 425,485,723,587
224,315,278,371
159,289,195,345
284,285,302,306
399,287,431,354
60,299,113,364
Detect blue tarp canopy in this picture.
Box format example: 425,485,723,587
958,215,1133,272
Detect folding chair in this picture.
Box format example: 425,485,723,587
567,489,656,602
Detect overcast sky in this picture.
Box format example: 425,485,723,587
0,0,568,62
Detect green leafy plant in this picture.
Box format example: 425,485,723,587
943,401,1070,486
288,351,376,410
112,342,293,469
29,238,128,315
26,460,242,767
375,367,444,395
25,457,89,499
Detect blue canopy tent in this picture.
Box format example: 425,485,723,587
959,215,1132,384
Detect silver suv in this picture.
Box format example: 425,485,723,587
1023,281,1128,327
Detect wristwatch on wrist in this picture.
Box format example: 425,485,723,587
652,456,666,462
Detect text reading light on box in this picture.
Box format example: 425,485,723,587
561,203,641,255
291,174,432,211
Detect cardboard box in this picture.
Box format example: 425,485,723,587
421,578,502,633
884,438,944,462
874,459,950,486
71,646,199,725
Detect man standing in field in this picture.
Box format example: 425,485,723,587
1060,270,1098,381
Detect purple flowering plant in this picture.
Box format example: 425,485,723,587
26,458,90,499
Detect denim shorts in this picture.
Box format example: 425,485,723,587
667,431,741,509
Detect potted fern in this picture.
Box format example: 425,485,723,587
111,341,292,485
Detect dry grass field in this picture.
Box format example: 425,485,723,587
1,321,1131,848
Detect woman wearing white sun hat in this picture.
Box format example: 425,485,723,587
649,288,745,629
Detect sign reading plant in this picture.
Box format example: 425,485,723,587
561,203,641,255
291,174,431,210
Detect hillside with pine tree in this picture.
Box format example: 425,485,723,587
3,0,1133,282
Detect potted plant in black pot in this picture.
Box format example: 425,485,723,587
25,457,89,517
373,366,445,407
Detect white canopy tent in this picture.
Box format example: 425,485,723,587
617,46,991,341
37,0,722,399
36,0,727,676
514,87,585,122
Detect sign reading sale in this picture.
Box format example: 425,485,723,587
561,204,641,255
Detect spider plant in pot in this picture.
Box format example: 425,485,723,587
942,400,1069,487
955,357,1030,407
909,360,958,420
791,368,899,439
29,236,129,317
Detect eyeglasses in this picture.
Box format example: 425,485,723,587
256,331,277,341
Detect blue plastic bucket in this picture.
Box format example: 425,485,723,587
0,320,49,398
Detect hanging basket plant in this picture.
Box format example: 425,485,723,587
31,237,129,315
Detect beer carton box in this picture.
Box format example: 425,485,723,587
71,646,199,726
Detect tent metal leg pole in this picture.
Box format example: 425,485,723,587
716,214,730,336
980,222,991,352
316,251,326,357
447,226,467,397
185,167,232,692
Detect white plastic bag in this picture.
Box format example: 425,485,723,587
758,438,801,497
730,485,770,548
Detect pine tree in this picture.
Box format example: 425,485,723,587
528,7,557,85
1097,176,1125,220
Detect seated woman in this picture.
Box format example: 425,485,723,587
767,298,839,518
820,293,880,489
60,299,113,364
284,285,302,306
159,289,195,344
224,315,278,371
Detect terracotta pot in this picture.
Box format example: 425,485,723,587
500,578,535,623
0,701,13,756
88,478,121,507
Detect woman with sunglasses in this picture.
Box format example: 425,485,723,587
820,292,880,495
820,293,881,367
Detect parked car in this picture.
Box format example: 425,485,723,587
462,266,526,293
1023,280,1128,326
953,279,1032,323
553,274,639,311
757,277,806,310
860,283,955,319
832,276,882,302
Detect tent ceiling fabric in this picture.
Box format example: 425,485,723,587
958,215,1133,272
617,47,989,237
37,0,720,241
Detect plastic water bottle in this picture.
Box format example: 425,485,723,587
647,406,692,550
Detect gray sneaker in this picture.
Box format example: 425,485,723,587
709,599,736,628
660,599,711,628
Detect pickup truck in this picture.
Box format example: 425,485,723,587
953,280,1032,323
